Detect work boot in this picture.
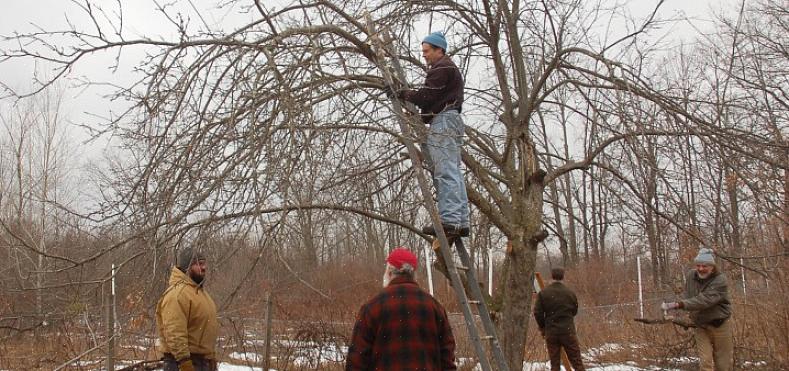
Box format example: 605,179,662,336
422,224,470,237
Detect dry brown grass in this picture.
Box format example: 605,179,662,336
1,255,786,370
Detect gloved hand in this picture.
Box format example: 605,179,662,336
178,359,195,371
661,302,681,310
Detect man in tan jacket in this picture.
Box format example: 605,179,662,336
156,246,219,371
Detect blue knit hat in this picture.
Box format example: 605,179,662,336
694,248,716,265
422,31,447,51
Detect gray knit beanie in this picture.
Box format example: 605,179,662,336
694,248,716,265
176,246,205,272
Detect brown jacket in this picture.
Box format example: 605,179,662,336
402,55,464,123
533,281,579,336
156,267,218,361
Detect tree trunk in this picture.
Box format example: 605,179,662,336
581,172,591,261
496,126,547,368
784,165,789,249
297,209,318,266
542,118,569,266
590,170,600,259
499,236,538,370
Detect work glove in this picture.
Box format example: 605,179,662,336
661,302,681,310
178,359,195,371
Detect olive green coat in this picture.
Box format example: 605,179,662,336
681,269,732,326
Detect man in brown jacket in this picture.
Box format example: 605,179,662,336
397,31,470,238
156,247,219,371
533,267,586,371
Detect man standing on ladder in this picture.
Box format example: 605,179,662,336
395,31,470,238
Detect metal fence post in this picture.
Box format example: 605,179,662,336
106,264,116,371
263,292,273,371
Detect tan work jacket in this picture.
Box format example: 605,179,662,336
156,267,218,361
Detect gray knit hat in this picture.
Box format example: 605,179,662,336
176,246,205,272
694,248,716,265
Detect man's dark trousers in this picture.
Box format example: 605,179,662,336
545,333,585,371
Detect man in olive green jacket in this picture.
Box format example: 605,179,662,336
662,248,733,371
534,267,586,371
156,247,219,371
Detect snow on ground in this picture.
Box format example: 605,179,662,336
742,360,768,367
291,342,346,368
465,360,680,371
584,343,624,359
71,340,763,370
227,339,347,369
229,351,265,363
218,363,266,371
518,361,679,371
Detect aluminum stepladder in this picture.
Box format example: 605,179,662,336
364,17,510,371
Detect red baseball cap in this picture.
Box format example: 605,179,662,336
386,247,418,269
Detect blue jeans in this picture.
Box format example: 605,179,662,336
420,110,470,228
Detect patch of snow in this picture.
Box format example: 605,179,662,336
75,359,102,366
741,360,767,367
457,357,477,368
588,366,654,371
291,343,347,367
120,344,148,351
229,352,264,363
520,360,681,371
521,361,551,370
668,356,697,363
584,343,624,358
218,363,267,371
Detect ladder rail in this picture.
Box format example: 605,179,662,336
455,238,510,370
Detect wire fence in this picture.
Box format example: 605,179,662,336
1,269,783,370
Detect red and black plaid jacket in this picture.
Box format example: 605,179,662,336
346,276,456,371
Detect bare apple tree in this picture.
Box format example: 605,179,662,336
2,0,785,367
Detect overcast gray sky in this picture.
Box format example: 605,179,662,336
0,0,735,157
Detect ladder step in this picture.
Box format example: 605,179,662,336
468,300,481,305
480,335,494,340
456,265,469,270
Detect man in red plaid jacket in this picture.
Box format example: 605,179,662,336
346,247,456,371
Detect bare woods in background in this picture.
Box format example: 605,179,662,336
0,0,786,369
